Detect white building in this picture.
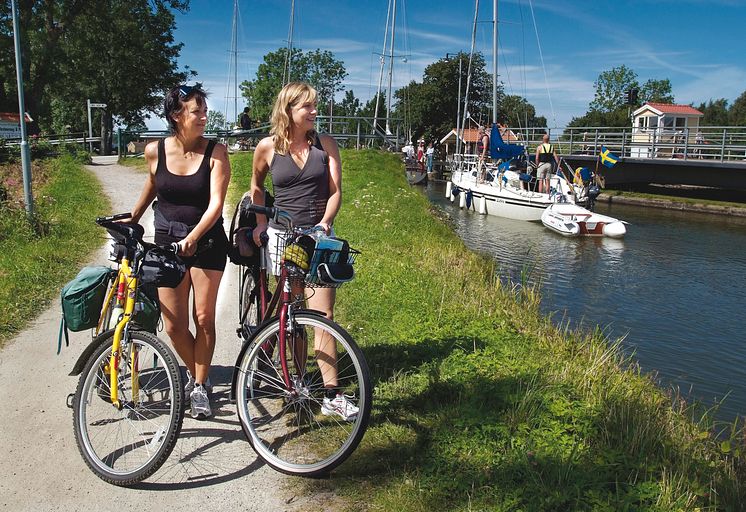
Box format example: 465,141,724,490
630,103,703,157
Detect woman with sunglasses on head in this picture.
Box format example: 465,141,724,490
129,84,231,419
250,82,357,421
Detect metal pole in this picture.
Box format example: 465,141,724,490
356,121,361,150
373,0,392,135
385,0,397,136
492,0,498,126
11,0,33,220
720,128,727,162
87,99,93,153
456,57,462,156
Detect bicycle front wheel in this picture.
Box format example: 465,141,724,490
236,312,371,476
72,330,183,486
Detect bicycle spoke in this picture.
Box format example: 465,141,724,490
236,313,371,476
73,331,183,485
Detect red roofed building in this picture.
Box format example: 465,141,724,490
632,102,703,132
631,102,704,157
0,112,33,139
439,124,522,155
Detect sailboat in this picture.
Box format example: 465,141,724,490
447,1,584,221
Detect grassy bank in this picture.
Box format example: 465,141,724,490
0,155,108,345
268,150,742,511
602,188,746,211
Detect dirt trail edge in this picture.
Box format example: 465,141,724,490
0,156,313,511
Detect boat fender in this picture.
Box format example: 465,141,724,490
451,185,460,197
465,190,473,209
445,181,452,198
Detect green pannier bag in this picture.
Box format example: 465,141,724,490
132,284,160,333
60,266,115,332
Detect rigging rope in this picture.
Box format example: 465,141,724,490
528,0,556,128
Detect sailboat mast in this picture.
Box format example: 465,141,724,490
283,0,296,85
492,0,497,125
231,0,238,127
385,0,397,136
373,0,392,135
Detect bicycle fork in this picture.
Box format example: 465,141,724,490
108,266,140,410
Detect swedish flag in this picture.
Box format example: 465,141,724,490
600,146,619,168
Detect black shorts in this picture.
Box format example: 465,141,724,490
155,225,229,272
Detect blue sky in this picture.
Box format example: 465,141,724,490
160,0,746,130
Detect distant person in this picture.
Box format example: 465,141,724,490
426,142,435,173
476,126,490,182
695,129,704,159
239,107,252,130
404,141,415,161
534,133,559,194
416,140,425,172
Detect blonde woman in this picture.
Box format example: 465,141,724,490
250,82,357,420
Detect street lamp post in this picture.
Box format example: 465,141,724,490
11,0,33,221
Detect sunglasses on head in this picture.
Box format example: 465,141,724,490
177,83,203,97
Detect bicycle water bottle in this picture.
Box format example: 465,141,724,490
108,280,126,329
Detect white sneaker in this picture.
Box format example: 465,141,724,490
321,393,359,421
185,370,211,396
190,384,212,419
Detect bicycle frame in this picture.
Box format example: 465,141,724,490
101,258,140,409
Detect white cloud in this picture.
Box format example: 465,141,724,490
674,66,746,105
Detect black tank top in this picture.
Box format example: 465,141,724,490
155,138,220,229
269,137,330,229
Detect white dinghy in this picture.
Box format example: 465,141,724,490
541,203,627,238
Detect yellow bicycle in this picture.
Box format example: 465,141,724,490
68,213,184,486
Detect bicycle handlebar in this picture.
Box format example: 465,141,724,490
248,204,293,228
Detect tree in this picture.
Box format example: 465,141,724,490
499,95,546,129
240,48,347,125
589,65,639,113
394,52,495,143
697,98,730,126
728,91,746,126
572,66,674,128
1,1,191,154
206,110,226,131
639,78,674,104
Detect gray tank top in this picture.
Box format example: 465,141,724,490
269,143,330,229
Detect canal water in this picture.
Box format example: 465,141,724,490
426,181,746,424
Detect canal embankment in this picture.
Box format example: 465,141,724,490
3,151,743,510
233,150,745,510
598,190,746,217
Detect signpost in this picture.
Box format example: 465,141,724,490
87,99,107,153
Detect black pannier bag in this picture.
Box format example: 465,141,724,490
140,246,187,288
228,190,274,265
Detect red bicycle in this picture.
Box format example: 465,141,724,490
231,205,371,476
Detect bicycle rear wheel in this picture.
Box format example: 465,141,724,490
72,330,183,486
235,312,371,476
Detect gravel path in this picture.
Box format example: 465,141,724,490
0,156,314,511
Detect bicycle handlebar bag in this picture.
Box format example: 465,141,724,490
141,247,187,288
60,266,115,332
